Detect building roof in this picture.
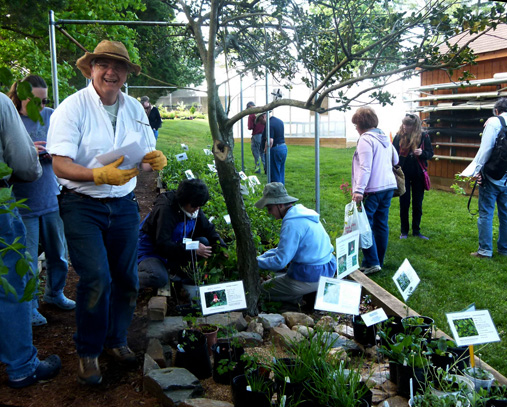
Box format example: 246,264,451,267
447,24,507,55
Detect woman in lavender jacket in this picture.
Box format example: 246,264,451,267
351,107,399,275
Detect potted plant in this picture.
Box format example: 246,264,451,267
212,337,245,384
231,371,274,407
482,385,507,407
428,337,464,372
352,315,376,347
409,392,471,407
174,328,212,379
463,366,495,392
402,315,434,338
429,368,474,397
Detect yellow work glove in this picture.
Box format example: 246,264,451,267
142,150,167,171
92,156,139,186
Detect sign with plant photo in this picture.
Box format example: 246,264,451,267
446,309,500,347
176,152,188,161
238,171,248,181
199,281,247,316
203,148,213,155
314,277,362,315
392,258,420,301
335,231,360,280
185,169,195,179
207,163,217,172
181,143,189,151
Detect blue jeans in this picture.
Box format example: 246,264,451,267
477,178,507,257
270,143,287,184
251,134,265,170
58,191,140,357
361,190,394,268
153,129,159,140
23,211,69,298
0,207,40,380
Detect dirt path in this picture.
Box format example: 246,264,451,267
0,170,161,407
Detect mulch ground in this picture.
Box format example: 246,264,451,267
0,170,162,407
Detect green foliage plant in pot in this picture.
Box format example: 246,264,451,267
402,315,435,339
463,366,495,392
429,367,474,398
212,338,245,384
352,315,376,347
428,337,469,373
174,329,212,379
409,392,471,407
481,385,507,407
231,357,275,407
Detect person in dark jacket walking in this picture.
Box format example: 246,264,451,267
392,113,433,240
138,179,226,289
141,96,162,140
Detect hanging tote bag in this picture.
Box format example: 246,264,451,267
417,158,431,191
343,201,372,249
393,165,406,197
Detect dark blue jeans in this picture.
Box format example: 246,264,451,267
270,143,287,184
361,190,394,268
58,191,140,357
0,207,40,380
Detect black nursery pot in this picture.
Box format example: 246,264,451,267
402,316,434,339
396,364,427,398
232,374,273,407
448,345,470,372
174,329,212,379
352,315,376,346
430,351,459,372
212,340,245,384
486,386,507,407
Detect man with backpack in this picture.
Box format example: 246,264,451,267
470,98,507,258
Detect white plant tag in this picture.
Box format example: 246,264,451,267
176,152,188,161
185,241,200,250
181,143,189,151
223,214,231,224
246,385,252,392
208,163,217,173
185,170,195,179
203,148,212,155
238,171,248,180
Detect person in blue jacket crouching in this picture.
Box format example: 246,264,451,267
255,182,337,305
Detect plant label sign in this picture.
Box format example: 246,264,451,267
181,143,189,151
314,277,362,315
185,170,195,179
223,214,231,224
361,308,388,327
203,148,213,156
185,240,200,250
238,171,248,180
335,231,360,280
248,175,260,186
392,258,420,301
176,152,188,162
199,281,247,316
208,163,217,173
446,310,500,347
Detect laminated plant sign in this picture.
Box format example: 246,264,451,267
446,310,500,347
335,231,360,280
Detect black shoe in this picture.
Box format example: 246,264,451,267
8,355,61,388
105,345,137,365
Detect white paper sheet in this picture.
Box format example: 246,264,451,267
314,277,362,315
95,142,145,168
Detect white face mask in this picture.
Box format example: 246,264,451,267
181,206,198,219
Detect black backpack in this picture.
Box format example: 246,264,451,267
483,115,507,180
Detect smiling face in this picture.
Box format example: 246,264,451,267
90,58,128,105
20,87,48,116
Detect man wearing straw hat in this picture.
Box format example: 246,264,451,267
255,183,337,305
47,40,167,385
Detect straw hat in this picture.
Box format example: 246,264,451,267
76,40,141,79
255,182,299,209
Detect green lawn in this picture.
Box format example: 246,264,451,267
157,119,507,377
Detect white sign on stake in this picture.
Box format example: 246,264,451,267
446,309,500,347
361,308,388,327
238,171,248,180
392,258,420,301
185,241,200,250
248,175,260,187
181,143,189,151
199,281,247,316
185,170,195,179
314,277,362,315
335,231,360,280
203,148,213,156
176,152,188,162
208,163,217,173
223,214,231,224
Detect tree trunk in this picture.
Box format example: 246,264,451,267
209,95,260,316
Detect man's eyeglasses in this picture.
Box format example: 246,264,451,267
94,62,128,74
41,98,51,105
405,113,416,119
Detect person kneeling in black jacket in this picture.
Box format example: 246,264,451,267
137,179,226,290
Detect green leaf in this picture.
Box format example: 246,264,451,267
0,67,14,87
26,100,43,125
15,257,30,278
0,277,18,299
19,276,37,303
16,81,32,100
0,162,13,179
0,187,12,203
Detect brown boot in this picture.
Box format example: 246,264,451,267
105,346,137,365
78,356,102,385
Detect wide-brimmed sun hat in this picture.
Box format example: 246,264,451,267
76,40,141,79
255,182,299,209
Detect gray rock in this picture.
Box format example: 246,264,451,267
335,324,355,338
196,312,248,332
384,395,409,407
321,332,361,352
315,315,337,331
292,325,314,338
282,312,314,328
246,320,264,336
147,338,167,368
258,313,285,329
143,353,160,376
231,331,263,346
147,316,186,346
144,367,204,407
162,345,173,367
271,326,305,348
